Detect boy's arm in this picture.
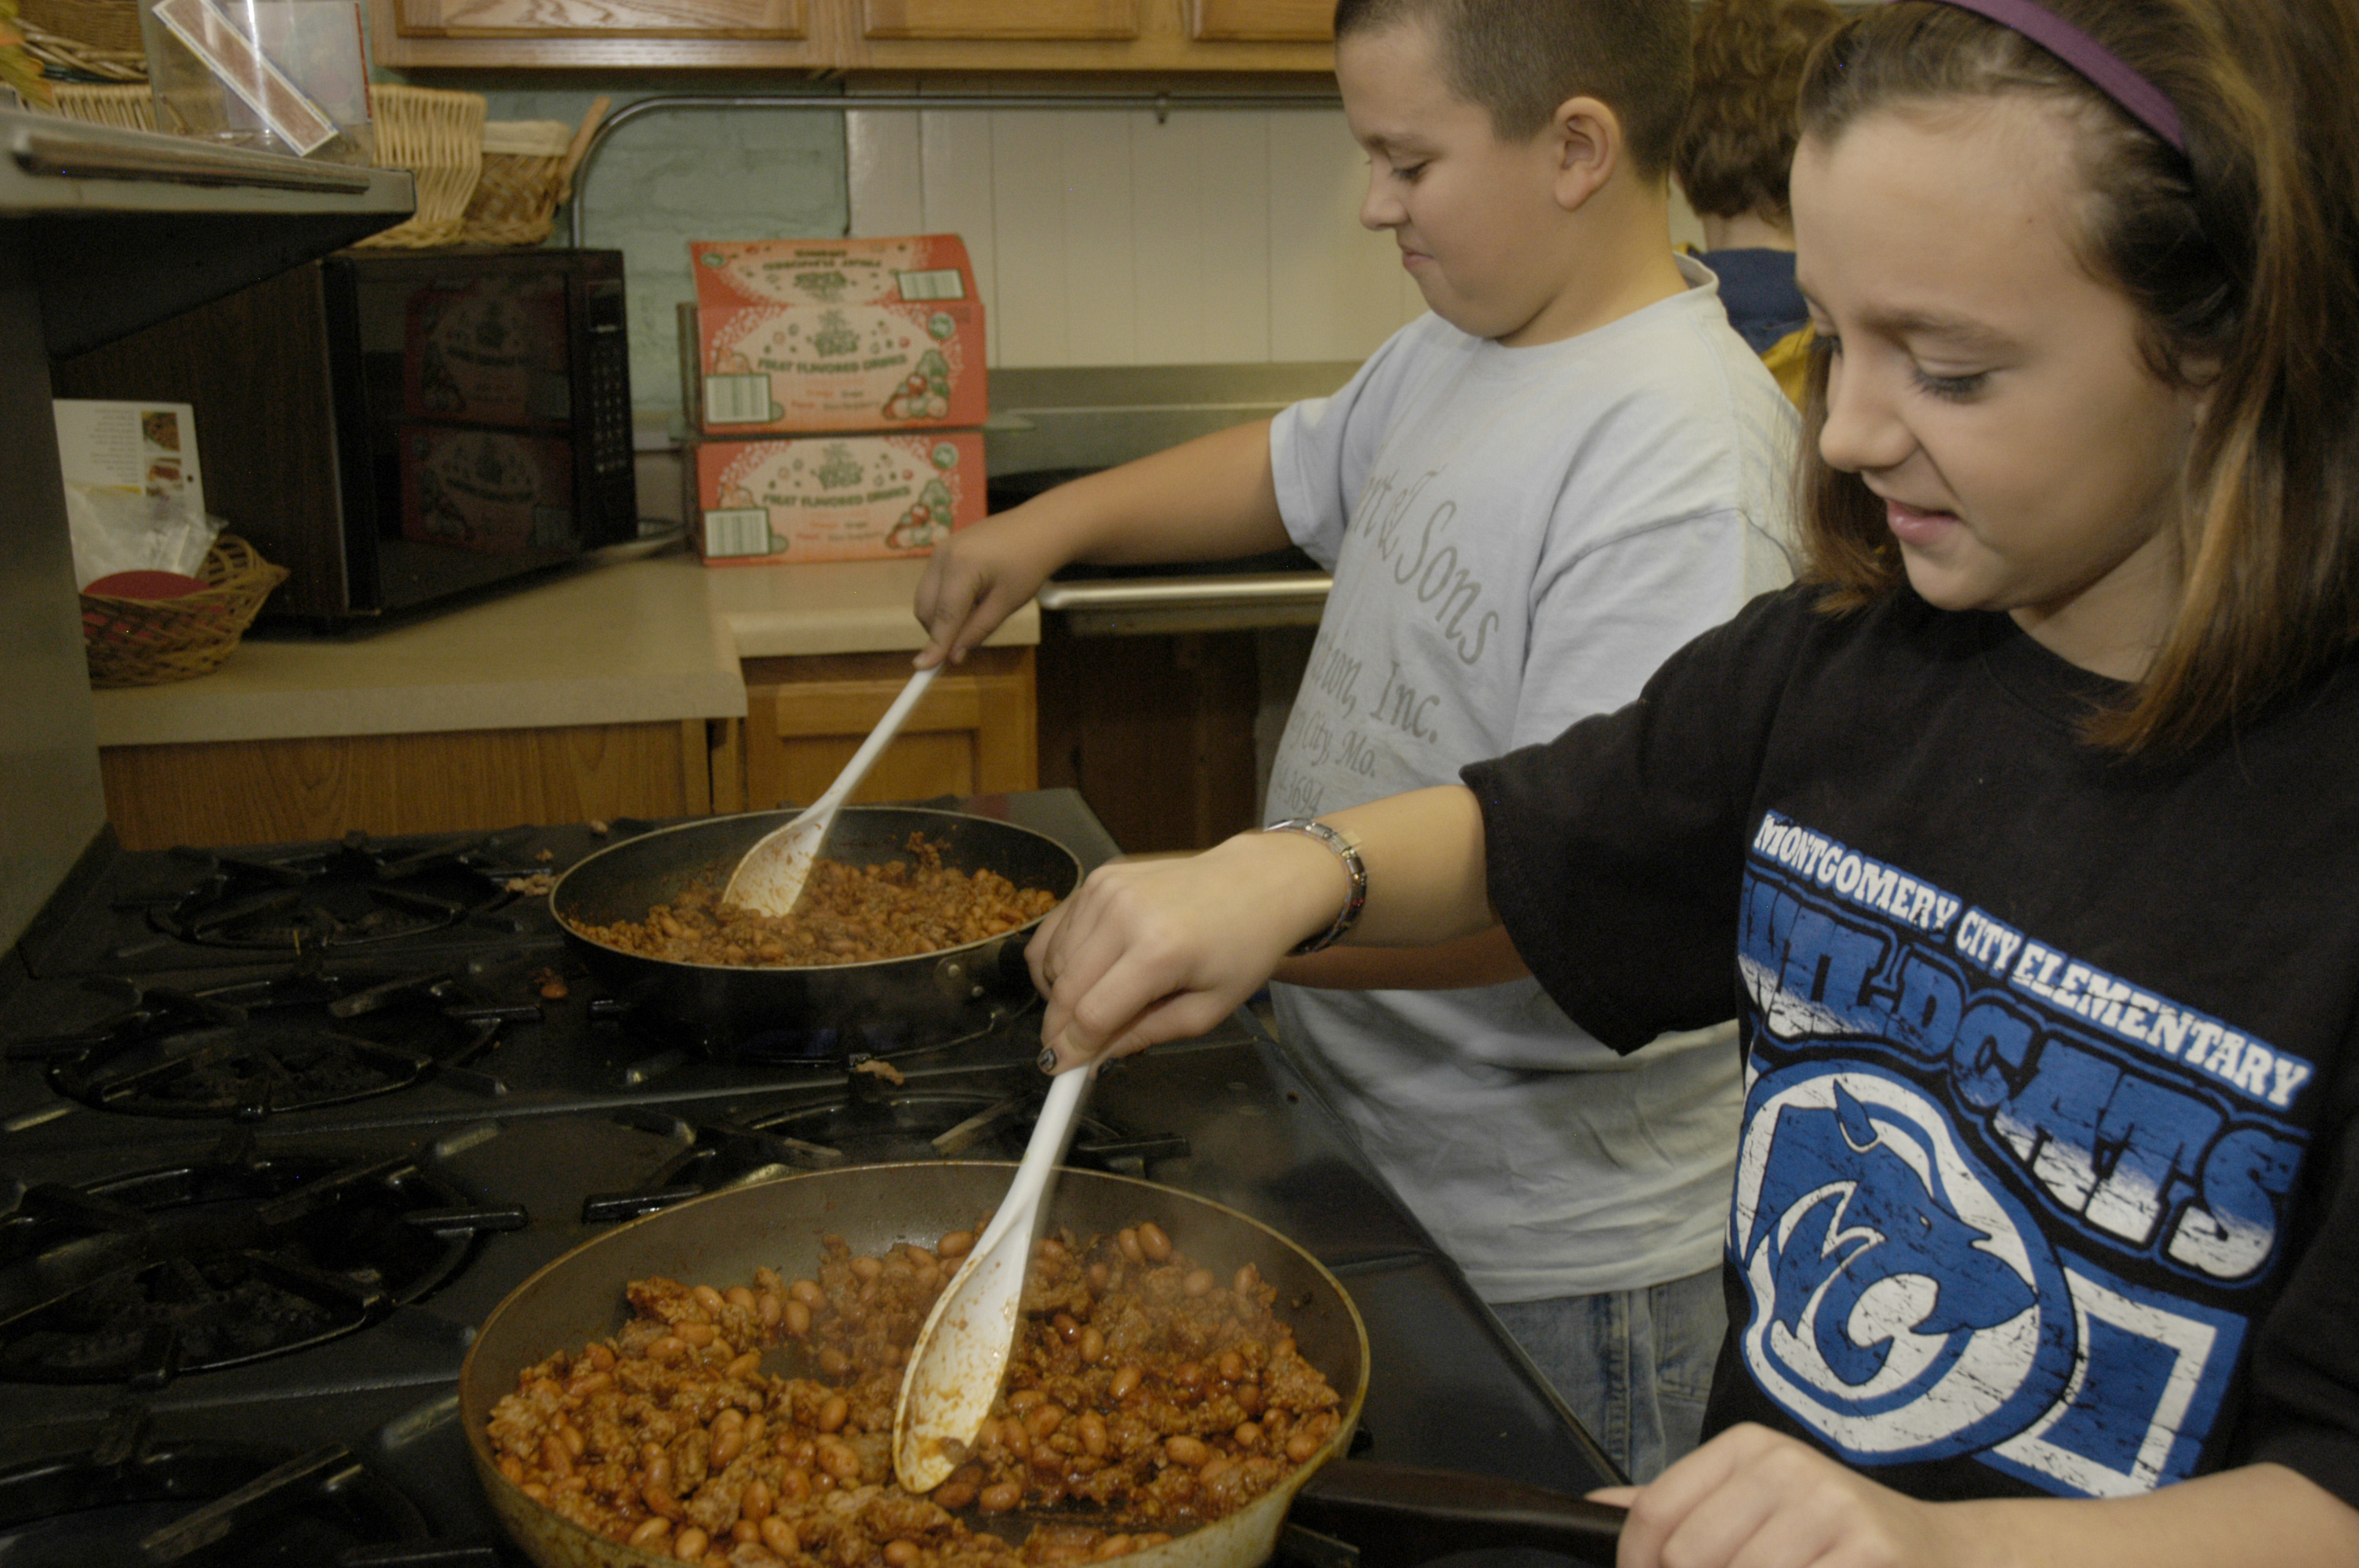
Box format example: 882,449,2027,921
913,418,1291,668
1602,1426,2359,1568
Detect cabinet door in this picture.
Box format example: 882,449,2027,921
740,648,1036,811
398,0,805,34
1190,0,1327,42
860,0,1136,38
99,721,718,849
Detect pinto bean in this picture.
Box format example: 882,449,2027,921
677,1322,718,1348
783,1299,812,1336
1216,1350,1246,1383
1078,1325,1105,1364
1183,1269,1215,1298
1026,1403,1066,1441
789,1279,826,1309
671,1525,708,1560
725,1351,761,1381
849,1255,883,1282
760,1517,799,1556
817,1395,849,1433
1234,1263,1261,1295
1110,1364,1143,1401
725,1285,756,1312
938,1229,976,1260
815,1439,861,1483
1078,1411,1109,1457
692,1284,726,1316
1135,1222,1172,1262
1116,1229,1144,1264
884,1541,920,1566
756,1291,783,1328
979,1479,1023,1512
1285,1430,1323,1463
1164,1435,1209,1468
740,1480,772,1521
643,1481,684,1519
629,1517,674,1548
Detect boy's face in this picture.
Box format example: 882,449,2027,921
1336,19,1585,346
1793,96,2205,679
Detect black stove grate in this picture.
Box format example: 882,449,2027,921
0,1142,486,1385
25,968,510,1120
140,831,553,956
0,1428,445,1567
577,1083,1190,1223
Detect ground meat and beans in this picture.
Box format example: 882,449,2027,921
486,1221,1344,1565
572,837,1060,969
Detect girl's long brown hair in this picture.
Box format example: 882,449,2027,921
1796,0,2359,752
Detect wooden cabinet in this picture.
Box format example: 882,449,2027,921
100,720,722,849
371,0,1331,71
736,645,1037,812
1035,622,1259,855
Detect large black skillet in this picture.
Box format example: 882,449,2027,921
549,808,1082,1057
457,1164,1624,1568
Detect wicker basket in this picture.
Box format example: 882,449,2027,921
461,118,574,245
17,0,144,79
355,83,485,249
50,79,152,129
81,534,289,688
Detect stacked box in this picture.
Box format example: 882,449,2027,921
682,235,988,566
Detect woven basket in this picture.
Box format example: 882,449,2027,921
461,118,574,245
355,83,485,249
50,80,152,129
82,534,289,688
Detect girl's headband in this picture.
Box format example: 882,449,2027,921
1904,0,2187,153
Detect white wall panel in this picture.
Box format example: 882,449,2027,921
1057,112,1140,366
845,103,1419,369
1130,111,1271,364
1266,110,1417,362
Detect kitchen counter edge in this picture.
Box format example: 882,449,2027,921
87,551,1038,748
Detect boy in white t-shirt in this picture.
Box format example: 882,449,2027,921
914,0,1796,1482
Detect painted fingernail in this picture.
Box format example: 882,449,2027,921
1037,1047,1059,1074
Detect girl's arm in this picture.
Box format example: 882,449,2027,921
1030,784,1495,1069
1601,1425,2359,1568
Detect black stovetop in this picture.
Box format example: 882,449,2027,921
0,790,1615,1564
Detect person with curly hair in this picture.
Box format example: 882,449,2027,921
1674,0,1842,402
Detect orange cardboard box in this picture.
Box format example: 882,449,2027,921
685,235,986,435
692,430,983,565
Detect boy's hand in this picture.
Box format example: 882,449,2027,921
1601,1425,1973,1568
1029,832,1351,1070
912,510,1074,669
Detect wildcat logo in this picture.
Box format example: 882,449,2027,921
1732,1067,2077,1464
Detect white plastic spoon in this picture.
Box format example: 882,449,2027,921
722,662,940,916
892,1062,1096,1492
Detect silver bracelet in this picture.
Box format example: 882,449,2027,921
1263,818,1367,956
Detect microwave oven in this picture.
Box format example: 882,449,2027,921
52,247,638,629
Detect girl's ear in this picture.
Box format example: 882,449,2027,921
1550,94,1620,212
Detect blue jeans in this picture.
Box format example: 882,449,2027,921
1487,1265,1727,1485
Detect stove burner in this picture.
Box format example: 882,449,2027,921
0,1144,485,1385
580,1088,1191,1221
145,831,543,954
31,970,507,1120
0,1432,436,1566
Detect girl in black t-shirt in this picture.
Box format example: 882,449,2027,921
1021,2,2359,1566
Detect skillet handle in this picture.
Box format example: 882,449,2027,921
1290,1459,1625,1567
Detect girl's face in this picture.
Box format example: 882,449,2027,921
1792,96,2205,679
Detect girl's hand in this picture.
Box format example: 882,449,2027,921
1601,1425,1977,1568
1029,832,1350,1070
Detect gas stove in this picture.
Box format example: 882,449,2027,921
0,790,1615,1564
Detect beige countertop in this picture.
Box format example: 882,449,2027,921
89,547,1039,748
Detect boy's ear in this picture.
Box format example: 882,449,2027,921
1550,94,1621,212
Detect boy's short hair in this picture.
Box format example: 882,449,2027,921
1674,0,1844,223
1334,0,1694,179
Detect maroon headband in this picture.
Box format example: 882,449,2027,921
1904,0,2187,153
